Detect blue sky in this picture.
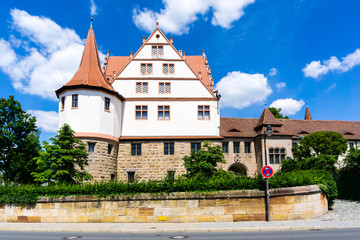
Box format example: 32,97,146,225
0,0,359,141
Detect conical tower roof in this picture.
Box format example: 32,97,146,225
304,106,312,120
56,22,123,100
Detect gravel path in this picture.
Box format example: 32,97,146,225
317,200,360,221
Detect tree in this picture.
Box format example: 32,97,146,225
281,131,348,173
292,131,348,160
183,141,226,178
0,95,41,184
269,107,289,119
32,124,92,184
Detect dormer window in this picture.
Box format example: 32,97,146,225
163,64,175,74
140,63,152,74
152,46,163,56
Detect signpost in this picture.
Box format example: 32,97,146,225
261,166,273,178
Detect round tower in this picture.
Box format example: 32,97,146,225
55,21,124,181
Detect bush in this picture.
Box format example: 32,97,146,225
281,155,337,174
337,148,360,200
0,169,335,207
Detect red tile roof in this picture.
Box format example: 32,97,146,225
105,56,130,79
220,116,360,140
305,106,312,120
186,55,212,91
64,27,115,91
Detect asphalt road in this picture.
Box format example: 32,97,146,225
1,228,360,240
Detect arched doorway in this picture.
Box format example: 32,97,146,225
228,163,247,176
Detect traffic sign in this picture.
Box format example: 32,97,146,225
261,166,273,178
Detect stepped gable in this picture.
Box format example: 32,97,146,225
56,23,123,99
305,106,312,120
186,55,212,91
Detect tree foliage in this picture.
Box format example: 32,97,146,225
0,95,41,184
183,141,226,178
292,131,348,161
269,107,289,119
32,124,92,184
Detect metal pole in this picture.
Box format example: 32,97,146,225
264,134,270,222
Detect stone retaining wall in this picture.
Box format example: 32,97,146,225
0,185,327,223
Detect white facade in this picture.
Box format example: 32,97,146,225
58,90,123,138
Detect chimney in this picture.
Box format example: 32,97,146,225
170,36,173,44
130,51,133,57
142,36,146,44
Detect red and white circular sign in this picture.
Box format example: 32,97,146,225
261,165,273,178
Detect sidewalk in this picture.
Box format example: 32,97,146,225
1,200,359,233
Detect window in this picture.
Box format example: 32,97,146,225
140,63,152,74
158,105,170,120
152,45,164,56
108,144,113,154
127,171,135,183
191,143,201,152
166,171,175,181
111,174,116,180
269,148,286,164
136,82,148,93
163,64,175,74
72,94,78,108
233,142,240,153
159,82,171,94
104,97,110,111
61,96,65,111
135,106,148,119
349,143,354,148
222,142,229,153
245,142,251,153
198,105,210,120
164,143,174,155
88,143,95,153
131,143,141,156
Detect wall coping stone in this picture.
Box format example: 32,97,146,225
36,185,321,203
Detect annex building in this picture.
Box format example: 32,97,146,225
56,22,360,182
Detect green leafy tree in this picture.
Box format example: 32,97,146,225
269,107,289,119
0,95,41,184
292,131,348,160
32,124,92,184
183,141,226,178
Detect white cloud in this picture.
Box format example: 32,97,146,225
270,98,305,115
276,82,286,90
268,67,278,77
303,49,360,79
215,71,272,109
90,0,98,16
27,110,59,133
133,0,255,35
0,9,88,100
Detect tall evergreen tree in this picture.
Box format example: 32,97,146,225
0,95,41,184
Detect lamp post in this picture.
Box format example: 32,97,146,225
264,125,272,222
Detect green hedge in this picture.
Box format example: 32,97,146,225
0,170,336,208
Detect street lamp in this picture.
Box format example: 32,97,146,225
264,125,272,222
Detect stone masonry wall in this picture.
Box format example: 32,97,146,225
80,138,118,181
0,185,327,223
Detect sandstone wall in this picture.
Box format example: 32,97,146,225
0,185,327,223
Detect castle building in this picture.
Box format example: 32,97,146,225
56,22,360,182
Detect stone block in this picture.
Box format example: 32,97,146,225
7,216,18,222
154,207,171,216
28,216,41,223
88,218,103,223
165,216,180,223
40,203,55,209
131,216,147,223
41,216,58,223
170,207,186,216
75,216,88,223
139,207,154,216
204,207,224,216
215,215,233,222
198,216,215,222
59,203,74,210
186,200,198,208
199,200,217,207
162,200,178,208
103,216,116,222
126,208,139,216
217,199,234,206
272,213,289,221
186,207,205,216
17,216,28,222
233,214,251,221
105,208,126,216
270,204,294,214
224,206,246,215
269,196,287,205
88,201,102,209
239,198,263,205
246,206,265,215
179,216,198,223
74,202,88,209
252,214,266,221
